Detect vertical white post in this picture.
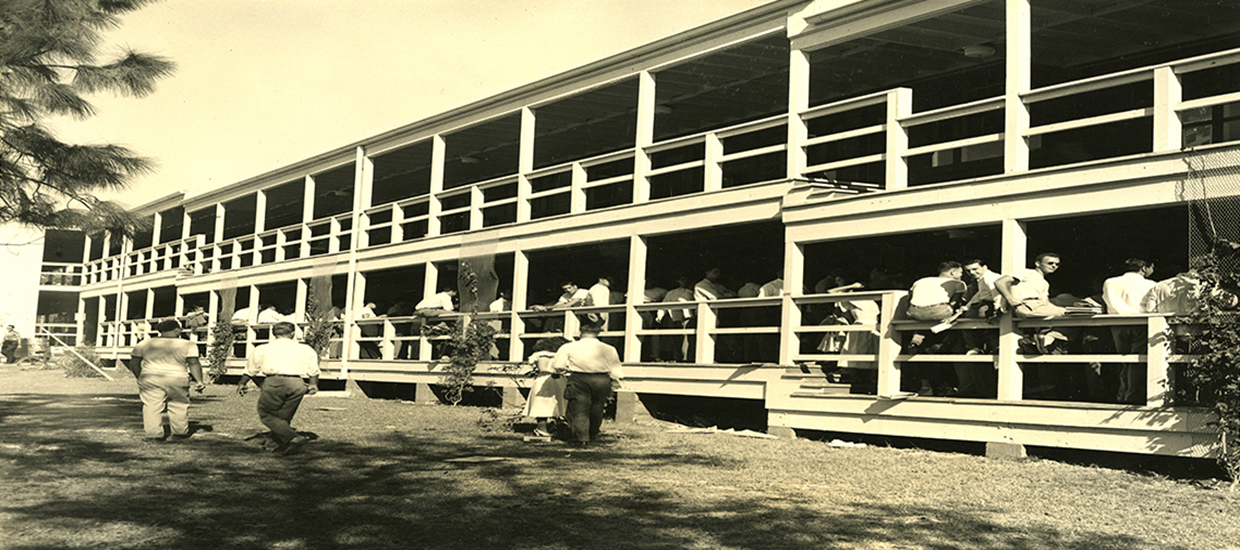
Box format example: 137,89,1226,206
633,71,656,204
696,302,715,364
1153,66,1183,153
295,278,308,324
704,133,723,192
876,291,904,397
428,135,446,237
518,107,536,223
1004,0,1032,173
625,235,648,363
213,203,226,247
780,242,805,365
885,88,912,190
151,211,163,250
787,48,810,180
254,190,268,234
997,219,1027,401
570,162,587,213
302,175,316,224
420,262,439,360
1146,315,1170,407
511,250,530,361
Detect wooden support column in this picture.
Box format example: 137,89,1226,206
517,107,536,223
781,242,806,366
1146,315,1170,408
1004,0,1032,173
570,163,587,214
510,250,530,361
695,302,715,364
428,135,446,237
787,48,809,180
625,235,648,363
420,262,439,360
633,71,655,204
1153,66,1183,153
295,278,308,324
347,272,367,361
885,88,912,190
703,133,723,193
997,219,1027,401
254,190,267,235
876,291,904,397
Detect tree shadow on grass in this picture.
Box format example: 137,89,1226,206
1,394,1152,550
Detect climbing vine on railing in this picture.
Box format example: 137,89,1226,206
1183,246,1240,487
302,288,337,358
436,259,497,406
206,319,234,381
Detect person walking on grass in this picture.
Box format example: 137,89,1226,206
549,324,623,446
2,325,20,364
126,319,207,442
236,321,320,455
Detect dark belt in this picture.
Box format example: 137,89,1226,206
566,371,610,376
265,374,304,378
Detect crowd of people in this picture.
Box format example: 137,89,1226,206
124,319,320,455
820,253,1205,404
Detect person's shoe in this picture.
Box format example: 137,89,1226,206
918,386,934,396
965,348,982,355
283,436,310,455
169,434,191,441
532,429,552,438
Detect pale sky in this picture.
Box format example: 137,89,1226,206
50,0,772,210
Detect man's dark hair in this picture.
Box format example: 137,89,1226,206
1123,258,1150,272
963,259,986,268
579,325,602,335
272,322,297,338
937,261,962,273
531,336,571,354
1035,252,1061,264
560,281,576,289
156,319,181,333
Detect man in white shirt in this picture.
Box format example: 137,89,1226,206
907,261,966,322
1103,258,1157,404
256,305,283,324
237,321,321,454
958,259,1003,397
660,276,695,362
415,288,457,317
694,268,736,301
905,262,966,395
550,324,623,445
995,253,1065,319
586,276,612,329
961,259,1003,353
127,320,206,441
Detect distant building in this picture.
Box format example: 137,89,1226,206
1,225,85,357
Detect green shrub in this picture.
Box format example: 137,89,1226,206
56,346,105,378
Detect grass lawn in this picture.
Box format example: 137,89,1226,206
2,362,1238,550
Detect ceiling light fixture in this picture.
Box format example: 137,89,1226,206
962,44,996,59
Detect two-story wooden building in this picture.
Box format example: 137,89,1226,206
78,0,1240,459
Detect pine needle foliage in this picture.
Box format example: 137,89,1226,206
0,0,175,238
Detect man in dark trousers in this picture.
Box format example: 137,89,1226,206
549,324,623,446
237,321,320,455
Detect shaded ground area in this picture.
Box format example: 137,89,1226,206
1,363,1238,550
